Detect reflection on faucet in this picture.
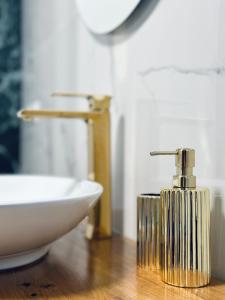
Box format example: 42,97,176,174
18,92,112,240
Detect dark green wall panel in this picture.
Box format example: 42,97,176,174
0,0,21,173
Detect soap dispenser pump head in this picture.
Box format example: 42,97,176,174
150,148,196,189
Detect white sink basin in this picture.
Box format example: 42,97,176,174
0,175,102,270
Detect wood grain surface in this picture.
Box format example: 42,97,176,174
0,222,224,299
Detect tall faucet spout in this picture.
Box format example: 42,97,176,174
18,92,112,240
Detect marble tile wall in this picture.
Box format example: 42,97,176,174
0,0,21,173
22,0,225,279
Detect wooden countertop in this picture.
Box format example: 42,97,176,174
0,223,225,300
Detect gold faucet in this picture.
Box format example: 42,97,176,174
18,92,112,240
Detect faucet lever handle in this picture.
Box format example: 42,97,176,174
52,92,94,99
51,92,111,110
51,92,111,101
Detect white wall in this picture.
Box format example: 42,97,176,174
22,0,225,279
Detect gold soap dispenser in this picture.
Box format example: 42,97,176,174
150,148,210,287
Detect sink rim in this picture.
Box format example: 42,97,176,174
0,174,103,207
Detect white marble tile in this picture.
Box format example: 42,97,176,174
131,0,221,71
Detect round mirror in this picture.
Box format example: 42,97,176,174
76,0,141,34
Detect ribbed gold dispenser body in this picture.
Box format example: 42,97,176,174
137,194,160,270
161,188,210,287
150,148,211,287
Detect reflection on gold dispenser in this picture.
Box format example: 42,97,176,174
18,92,112,240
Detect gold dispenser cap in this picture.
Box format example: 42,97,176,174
150,148,196,189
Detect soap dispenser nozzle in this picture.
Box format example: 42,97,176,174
150,148,196,189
